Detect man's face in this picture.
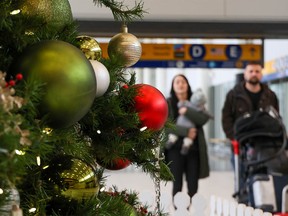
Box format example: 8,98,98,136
244,64,263,85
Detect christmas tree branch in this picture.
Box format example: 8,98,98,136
93,0,146,22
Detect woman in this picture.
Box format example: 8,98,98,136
165,74,210,205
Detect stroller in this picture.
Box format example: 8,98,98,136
232,107,288,213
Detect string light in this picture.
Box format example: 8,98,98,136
28,208,36,213
36,156,41,166
15,150,25,155
25,31,34,36
100,187,106,192
140,126,147,132
42,128,53,135
10,9,20,15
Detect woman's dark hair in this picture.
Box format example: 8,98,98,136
169,74,193,119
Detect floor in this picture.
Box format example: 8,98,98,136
104,142,234,215
104,168,235,215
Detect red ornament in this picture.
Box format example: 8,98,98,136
16,73,23,80
98,158,131,170
9,80,16,86
133,84,168,131
122,84,129,89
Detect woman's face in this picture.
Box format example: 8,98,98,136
173,75,188,95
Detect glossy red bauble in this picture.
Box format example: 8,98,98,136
133,84,168,131
98,158,131,171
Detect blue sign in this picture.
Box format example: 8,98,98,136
189,45,206,60
133,60,253,69
225,45,242,60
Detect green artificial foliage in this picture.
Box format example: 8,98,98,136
0,0,173,215
93,0,146,22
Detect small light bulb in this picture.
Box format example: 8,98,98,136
36,156,41,166
0,188,3,194
97,130,101,134
10,9,20,15
24,31,34,36
140,126,147,132
15,150,25,155
42,128,53,135
29,208,36,213
100,186,106,192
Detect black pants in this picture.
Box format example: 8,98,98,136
166,145,200,198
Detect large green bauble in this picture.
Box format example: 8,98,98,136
10,40,96,128
17,0,73,31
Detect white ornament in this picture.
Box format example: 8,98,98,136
89,60,110,97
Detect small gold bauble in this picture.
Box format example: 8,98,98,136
76,35,102,61
108,25,142,67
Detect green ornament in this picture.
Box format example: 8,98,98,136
124,203,137,216
9,40,96,128
17,0,73,30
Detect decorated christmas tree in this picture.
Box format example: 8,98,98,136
0,0,173,215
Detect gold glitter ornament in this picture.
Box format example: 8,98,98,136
76,36,102,61
108,25,142,67
17,0,73,31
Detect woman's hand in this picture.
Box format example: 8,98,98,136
187,128,197,140
178,107,187,115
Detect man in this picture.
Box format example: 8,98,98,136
222,61,279,140
221,61,282,207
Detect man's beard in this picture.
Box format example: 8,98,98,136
246,78,260,85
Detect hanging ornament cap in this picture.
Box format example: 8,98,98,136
108,24,142,67
121,25,128,33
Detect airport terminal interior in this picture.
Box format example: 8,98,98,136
87,9,288,213
101,37,288,215
2,0,288,215
79,1,288,214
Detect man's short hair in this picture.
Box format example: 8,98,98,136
246,61,263,68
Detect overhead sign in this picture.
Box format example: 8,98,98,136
100,43,262,68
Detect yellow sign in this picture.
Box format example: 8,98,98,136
100,43,262,61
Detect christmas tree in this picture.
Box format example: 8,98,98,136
0,0,173,215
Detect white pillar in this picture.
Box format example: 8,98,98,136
142,68,153,85
155,68,167,95
134,68,144,84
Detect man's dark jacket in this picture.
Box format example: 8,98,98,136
221,81,279,140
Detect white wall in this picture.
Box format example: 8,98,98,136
264,39,288,61
69,0,288,22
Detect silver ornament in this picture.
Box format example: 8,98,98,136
0,187,20,216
